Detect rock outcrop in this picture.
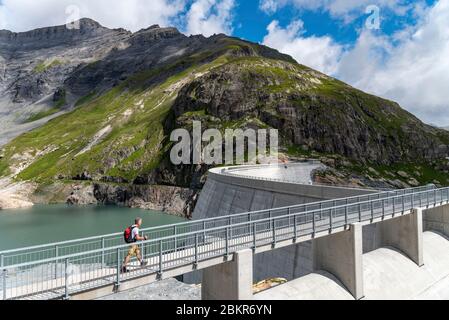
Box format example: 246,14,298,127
1,18,449,215
93,183,198,218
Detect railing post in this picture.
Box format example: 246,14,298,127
293,214,298,242
320,201,322,220
116,248,121,287
158,240,164,275
0,254,3,270
252,223,257,251
225,227,230,258
64,258,69,300
411,193,414,209
329,208,333,230
54,245,59,279
345,206,348,226
2,269,6,301
203,221,207,243
402,196,405,213
272,219,277,245
141,240,145,262
382,199,385,219
101,237,105,266
393,197,396,216
359,203,362,222
194,234,199,268
174,226,177,252
371,201,374,221
313,212,316,236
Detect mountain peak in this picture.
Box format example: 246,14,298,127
74,17,104,30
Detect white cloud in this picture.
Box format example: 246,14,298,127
262,0,449,126
336,0,449,125
0,0,187,32
184,0,235,36
262,20,344,75
0,0,235,35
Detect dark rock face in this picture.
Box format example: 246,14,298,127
93,183,199,218
172,61,449,165
0,18,294,147
2,18,449,214
0,19,132,144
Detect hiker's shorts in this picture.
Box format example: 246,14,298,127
127,245,141,258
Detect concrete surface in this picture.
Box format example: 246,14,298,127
313,224,364,300
254,271,354,300
377,208,424,266
424,203,449,237
187,162,376,284
255,231,449,300
202,249,253,300
223,163,323,184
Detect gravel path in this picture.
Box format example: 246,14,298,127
98,278,201,300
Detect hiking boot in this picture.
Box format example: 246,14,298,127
121,266,128,274
140,260,148,267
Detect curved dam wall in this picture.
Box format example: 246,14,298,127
255,231,449,300
185,163,378,283
194,164,376,220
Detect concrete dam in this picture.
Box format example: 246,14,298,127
190,162,449,300
2,161,449,300
186,162,377,284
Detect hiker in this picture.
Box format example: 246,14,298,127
122,217,148,273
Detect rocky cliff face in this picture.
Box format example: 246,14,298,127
1,19,449,216
63,183,197,218
0,18,131,145
172,59,449,165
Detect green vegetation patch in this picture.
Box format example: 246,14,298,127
33,59,63,73
1,51,235,184
23,108,60,123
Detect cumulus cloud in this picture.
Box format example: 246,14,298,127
262,0,449,126
262,20,344,75
0,0,187,32
184,0,235,36
0,0,234,35
336,0,449,125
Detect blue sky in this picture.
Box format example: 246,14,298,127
0,0,448,125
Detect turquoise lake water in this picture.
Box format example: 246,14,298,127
0,205,185,251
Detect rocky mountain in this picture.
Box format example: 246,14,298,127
0,18,131,145
1,19,449,215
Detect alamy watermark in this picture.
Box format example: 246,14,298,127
365,5,381,30
65,5,81,30
170,121,279,165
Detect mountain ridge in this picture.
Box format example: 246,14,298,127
1,18,449,214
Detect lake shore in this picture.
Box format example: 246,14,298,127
0,178,35,210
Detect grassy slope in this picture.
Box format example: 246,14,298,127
0,51,232,183
1,46,448,187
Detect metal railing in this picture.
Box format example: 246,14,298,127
0,184,445,300
0,185,433,269
218,163,393,191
